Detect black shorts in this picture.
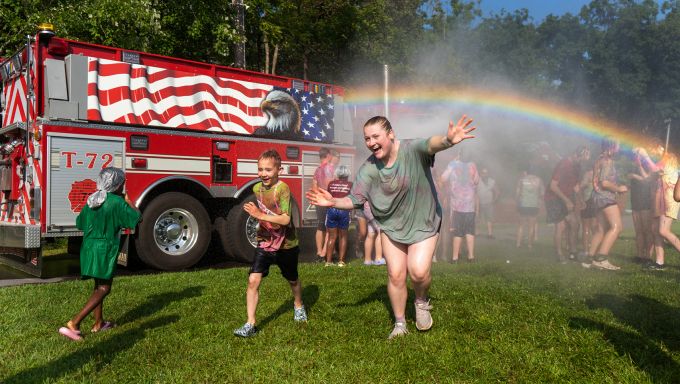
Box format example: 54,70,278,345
580,197,597,219
452,211,476,237
315,206,328,230
249,246,300,281
545,199,568,224
518,206,539,217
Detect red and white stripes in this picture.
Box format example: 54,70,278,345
87,58,272,133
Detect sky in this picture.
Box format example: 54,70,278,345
478,0,663,22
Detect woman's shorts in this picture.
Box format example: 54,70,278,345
518,206,539,217
580,197,597,219
325,207,350,230
592,193,618,211
545,199,568,224
452,211,476,237
478,203,494,222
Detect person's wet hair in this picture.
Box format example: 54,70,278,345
259,149,282,168
364,116,393,133
335,165,351,179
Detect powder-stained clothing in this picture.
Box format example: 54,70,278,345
76,193,141,280
591,155,619,210
326,179,353,230
517,174,544,208
253,181,298,250
313,162,335,190
443,160,478,213
348,139,441,244
657,154,680,219
327,179,353,198
544,158,580,202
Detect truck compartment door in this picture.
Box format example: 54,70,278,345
47,133,125,230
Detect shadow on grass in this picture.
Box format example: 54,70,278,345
569,293,680,381
116,285,205,324
337,284,398,322
3,315,179,384
257,284,319,329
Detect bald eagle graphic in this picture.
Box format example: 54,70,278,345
254,90,301,140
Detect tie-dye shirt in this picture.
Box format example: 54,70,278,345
444,160,479,213
348,139,441,244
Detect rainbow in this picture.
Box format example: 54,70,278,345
346,86,648,150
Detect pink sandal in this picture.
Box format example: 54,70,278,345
58,327,83,341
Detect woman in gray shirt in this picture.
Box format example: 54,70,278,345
307,115,476,339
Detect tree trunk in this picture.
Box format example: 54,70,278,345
303,53,308,80
272,44,279,75
263,32,270,74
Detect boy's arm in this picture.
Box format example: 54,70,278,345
243,202,291,226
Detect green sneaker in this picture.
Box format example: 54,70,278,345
387,322,408,340
294,305,308,322
233,323,257,337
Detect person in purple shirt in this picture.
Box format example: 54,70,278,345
439,150,479,262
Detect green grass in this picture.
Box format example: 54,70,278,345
2,224,680,383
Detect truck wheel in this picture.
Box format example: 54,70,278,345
135,192,210,270
224,194,259,262
223,194,301,262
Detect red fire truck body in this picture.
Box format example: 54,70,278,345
0,29,355,275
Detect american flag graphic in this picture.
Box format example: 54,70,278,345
87,58,272,134
284,87,335,142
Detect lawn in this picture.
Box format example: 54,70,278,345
1,224,680,383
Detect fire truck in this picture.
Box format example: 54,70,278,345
0,25,355,275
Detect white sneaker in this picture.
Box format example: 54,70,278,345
415,300,433,331
592,258,621,270
387,322,408,340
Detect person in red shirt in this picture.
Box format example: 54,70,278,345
544,146,590,263
312,148,338,260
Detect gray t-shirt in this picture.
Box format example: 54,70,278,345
348,138,441,244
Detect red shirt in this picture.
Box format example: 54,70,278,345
327,179,352,198
544,158,580,202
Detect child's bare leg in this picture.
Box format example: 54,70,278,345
465,234,475,260
452,236,462,261
326,228,338,263
375,232,383,261
246,273,263,325
289,279,303,308
365,231,376,263
338,230,348,263
70,280,111,330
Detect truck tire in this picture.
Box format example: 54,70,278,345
224,194,259,262
223,194,301,262
135,192,210,270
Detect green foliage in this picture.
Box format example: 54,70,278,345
4,0,680,141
